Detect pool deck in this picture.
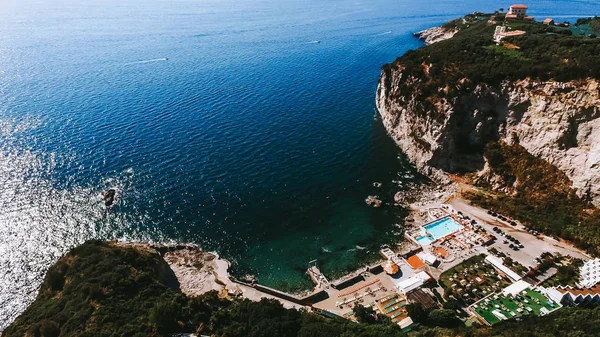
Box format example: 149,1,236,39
223,193,591,325
408,215,465,247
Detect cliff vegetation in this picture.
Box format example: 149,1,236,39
390,14,600,94
466,142,600,255
6,241,600,337
3,242,407,337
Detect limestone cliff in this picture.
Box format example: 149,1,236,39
377,65,600,204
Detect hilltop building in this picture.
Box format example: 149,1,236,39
506,4,534,20
493,25,526,43
507,4,528,17
543,18,554,25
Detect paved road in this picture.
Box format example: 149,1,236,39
449,198,590,268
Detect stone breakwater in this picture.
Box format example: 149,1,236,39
377,61,600,205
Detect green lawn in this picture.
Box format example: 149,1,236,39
473,289,558,325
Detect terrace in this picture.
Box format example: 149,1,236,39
439,254,512,305
471,287,560,325
374,293,409,324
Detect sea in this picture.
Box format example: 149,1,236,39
1,0,599,329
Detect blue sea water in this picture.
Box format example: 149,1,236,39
1,0,599,328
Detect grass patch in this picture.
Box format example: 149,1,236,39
439,255,512,305
483,45,528,61
473,289,557,325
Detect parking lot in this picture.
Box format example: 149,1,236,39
449,198,590,268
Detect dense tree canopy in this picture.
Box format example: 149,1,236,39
5,241,600,337
386,14,600,102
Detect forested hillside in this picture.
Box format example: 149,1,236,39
5,241,600,337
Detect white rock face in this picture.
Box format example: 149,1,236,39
414,27,458,45
503,79,600,202
377,65,600,205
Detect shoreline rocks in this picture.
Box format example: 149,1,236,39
413,26,458,45
117,242,235,297
365,195,383,207
377,57,600,205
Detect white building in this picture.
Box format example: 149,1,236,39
553,286,600,305
493,25,526,43
421,252,438,266
508,4,528,17
579,258,600,288
485,255,522,281
502,279,531,296
396,271,432,294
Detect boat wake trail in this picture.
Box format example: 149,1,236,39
124,58,168,65
306,40,321,44
374,31,392,36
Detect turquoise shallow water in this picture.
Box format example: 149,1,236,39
1,0,600,329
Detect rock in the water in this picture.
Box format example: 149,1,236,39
102,189,116,207
373,182,383,188
365,195,383,207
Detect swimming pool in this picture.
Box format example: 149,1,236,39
423,217,463,240
415,235,435,246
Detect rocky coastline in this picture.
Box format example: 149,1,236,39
376,56,600,205
413,26,458,45
116,242,235,297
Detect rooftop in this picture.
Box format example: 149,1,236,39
485,255,522,282
472,288,558,325
501,30,527,37
510,4,528,9
406,255,425,269
558,283,600,296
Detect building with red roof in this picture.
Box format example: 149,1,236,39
508,4,528,18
